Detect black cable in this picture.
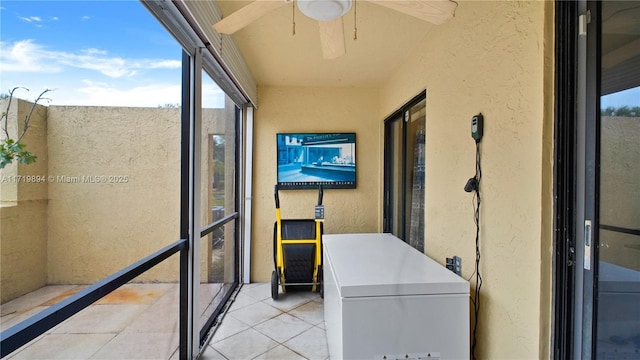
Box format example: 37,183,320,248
470,140,482,360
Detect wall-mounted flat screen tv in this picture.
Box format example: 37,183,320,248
276,133,356,190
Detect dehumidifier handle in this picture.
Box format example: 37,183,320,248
317,185,323,206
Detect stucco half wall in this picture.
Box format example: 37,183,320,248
44,106,182,284
1,99,49,303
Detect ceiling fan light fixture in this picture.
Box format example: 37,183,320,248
298,0,352,22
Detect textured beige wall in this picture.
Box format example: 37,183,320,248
250,86,381,282
46,106,182,284
539,3,555,355
378,1,554,358
0,99,49,302
1,102,231,298
599,116,640,271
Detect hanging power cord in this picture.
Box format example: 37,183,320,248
292,0,296,35
464,113,483,360
470,140,482,360
353,0,358,40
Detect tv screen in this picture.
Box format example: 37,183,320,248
276,133,356,189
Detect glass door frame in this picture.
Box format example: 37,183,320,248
552,1,636,358
575,2,600,358
182,46,244,358
383,90,426,243
553,0,593,357
553,1,579,357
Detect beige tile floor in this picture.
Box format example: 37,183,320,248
201,283,328,360
0,283,327,360
1,283,181,360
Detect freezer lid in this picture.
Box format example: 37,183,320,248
323,233,470,298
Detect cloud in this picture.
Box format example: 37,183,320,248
51,16,59,21
0,39,180,78
18,16,42,24
147,60,183,69
2,74,224,108
202,83,226,108
68,80,184,107
83,48,107,56
63,80,224,108
81,15,90,21
0,39,61,72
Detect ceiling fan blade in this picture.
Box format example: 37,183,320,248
367,0,457,25
213,0,289,34
318,18,346,59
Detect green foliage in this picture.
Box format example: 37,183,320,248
0,139,37,168
601,106,640,117
212,190,225,207
212,135,226,190
212,159,225,190
1,87,52,169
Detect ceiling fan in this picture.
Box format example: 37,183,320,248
213,0,458,59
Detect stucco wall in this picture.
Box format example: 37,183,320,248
0,99,49,302
378,1,554,359
44,105,229,285
599,116,640,271
250,86,381,282
46,106,183,284
1,102,232,300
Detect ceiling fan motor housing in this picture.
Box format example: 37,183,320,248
298,0,353,21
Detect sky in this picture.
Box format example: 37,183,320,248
601,86,640,110
0,1,636,109
0,0,225,108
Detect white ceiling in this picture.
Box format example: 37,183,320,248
215,1,439,87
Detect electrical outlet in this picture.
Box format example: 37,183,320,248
446,256,462,276
315,205,325,221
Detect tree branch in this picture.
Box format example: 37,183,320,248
1,87,53,169
1,87,27,140
17,89,53,143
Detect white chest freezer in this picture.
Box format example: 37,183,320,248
323,233,470,360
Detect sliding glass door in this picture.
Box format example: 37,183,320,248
594,1,640,357
383,92,426,252
555,2,639,358
197,72,240,348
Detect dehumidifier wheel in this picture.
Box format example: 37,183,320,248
271,270,279,300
